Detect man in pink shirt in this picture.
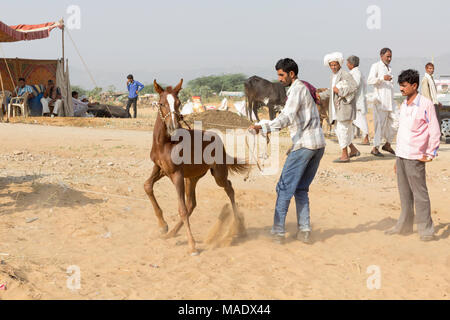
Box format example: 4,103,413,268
385,69,440,241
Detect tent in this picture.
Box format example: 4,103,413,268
0,20,73,119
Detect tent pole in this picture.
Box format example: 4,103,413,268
61,18,65,69
0,73,4,121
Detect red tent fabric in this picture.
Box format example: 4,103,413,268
0,21,61,42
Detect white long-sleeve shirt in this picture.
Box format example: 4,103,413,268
260,79,326,151
367,60,395,112
72,97,89,116
349,67,367,114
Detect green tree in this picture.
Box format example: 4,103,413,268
187,73,247,94
89,87,103,100
179,87,194,104
106,85,116,93
139,83,168,95
197,85,214,99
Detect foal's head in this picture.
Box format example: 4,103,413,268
154,79,183,136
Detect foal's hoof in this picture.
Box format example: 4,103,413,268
159,225,169,235
161,233,172,240
190,251,200,256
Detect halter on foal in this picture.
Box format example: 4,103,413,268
144,79,249,255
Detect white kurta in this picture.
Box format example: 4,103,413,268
349,67,368,135
367,61,395,112
335,120,353,149
329,71,354,148
41,97,62,116
72,98,89,117
367,60,398,146
349,67,367,114
330,73,338,121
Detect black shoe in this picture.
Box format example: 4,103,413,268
296,230,312,244
420,235,435,242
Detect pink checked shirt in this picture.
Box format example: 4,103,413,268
396,94,440,160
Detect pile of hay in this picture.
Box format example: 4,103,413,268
183,110,252,131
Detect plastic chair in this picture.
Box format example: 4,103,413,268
9,92,30,117
0,90,11,118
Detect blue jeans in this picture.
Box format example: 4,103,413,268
272,147,325,235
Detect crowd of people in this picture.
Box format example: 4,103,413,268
6,72,146,118
249,48,441,243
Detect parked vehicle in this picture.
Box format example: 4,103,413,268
438,94,450,143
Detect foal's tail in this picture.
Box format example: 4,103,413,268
226,156,251,175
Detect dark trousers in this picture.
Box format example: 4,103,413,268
126,97,138,118
394,157,434,236
435,104,441,125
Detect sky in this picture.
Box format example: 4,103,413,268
1,0,449,89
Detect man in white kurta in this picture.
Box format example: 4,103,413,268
41,80,63,117
318,52,359,162
347,55,369,145
367,48,397,156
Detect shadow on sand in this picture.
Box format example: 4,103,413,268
0,174,103,216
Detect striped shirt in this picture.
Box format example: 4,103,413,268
260,79,326,151
16,85,33,96
396,94,440,160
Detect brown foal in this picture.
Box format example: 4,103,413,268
144,79,249,255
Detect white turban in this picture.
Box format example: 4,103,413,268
323,52,344,67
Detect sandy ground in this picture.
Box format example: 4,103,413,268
0,118,449,300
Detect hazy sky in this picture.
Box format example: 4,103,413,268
1,0,449,88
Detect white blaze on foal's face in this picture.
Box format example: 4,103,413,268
166,94,176,130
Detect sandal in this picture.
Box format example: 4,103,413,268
382,145,396,155
371,150,384,157
349,151,361,158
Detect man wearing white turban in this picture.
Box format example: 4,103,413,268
367,47,397,157
318,52,359,162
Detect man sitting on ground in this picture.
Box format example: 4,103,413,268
72,91,98,117
41,80,63,117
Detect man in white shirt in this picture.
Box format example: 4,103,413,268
347,55,369,145
367,47,397,157
249,58,326,244
72,91,98,117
